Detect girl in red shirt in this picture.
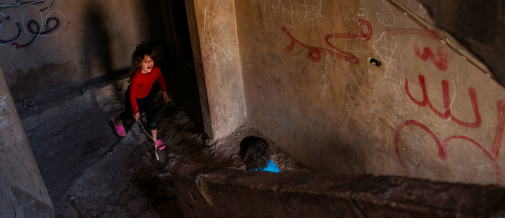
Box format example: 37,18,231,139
113,43,168,150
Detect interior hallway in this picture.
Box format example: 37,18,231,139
2,0,505,217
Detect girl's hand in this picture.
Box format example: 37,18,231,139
133,112,140,122
163,91,169,103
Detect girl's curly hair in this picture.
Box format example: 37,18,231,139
240,136,271,170
129,42,157,74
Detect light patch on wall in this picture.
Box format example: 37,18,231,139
202,3,231,63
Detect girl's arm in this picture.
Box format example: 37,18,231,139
155,67,168,92
130,81,140,114
155,67,169,102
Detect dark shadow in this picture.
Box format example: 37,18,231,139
23,0,207,216
171,0,195,66
32,1,120,205
418,0,505,84
158,63,205,136
156,0,205,135
134,1,207,216
82,2,112,79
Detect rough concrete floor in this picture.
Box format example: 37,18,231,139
22,64,312,217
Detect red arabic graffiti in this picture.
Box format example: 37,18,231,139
282,19,372,64
382,28,448,71
404,75,481,128
11,42,20,49
394,103,504,185
386,3,450,71
413,45,447,71
60,22,75,31
395,76,505,185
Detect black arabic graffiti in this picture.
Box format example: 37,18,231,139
0,0,55,12
0,14,21,45
18,17,60,48
0,0,62,48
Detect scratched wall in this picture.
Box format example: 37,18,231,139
0,66,53,217
184,0,213,138
191,0,505,186
0,0,167,103
190,0,247,140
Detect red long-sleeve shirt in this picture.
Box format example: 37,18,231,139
129,66,167,113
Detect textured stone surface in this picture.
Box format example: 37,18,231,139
187,0,247,140
352,176,505,217
0,0,168,104
187,0,505,186
417,0,505,84
0,66,54,217
16,61,310,217
184,0,213,138
280,174,370,218
171,160,505,218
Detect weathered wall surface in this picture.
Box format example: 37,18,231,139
0,66,53,217
185,0,213,138
172,160,505,218
190,0,247,139
0,0,167,103
191,0,505,186
417,0,505,84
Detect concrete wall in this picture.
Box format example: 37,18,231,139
417,0,505,84
0,0,168,104
189,0,505,186
189,0,247,139
0,66,53,217
171,160,505,218
185,0,213,138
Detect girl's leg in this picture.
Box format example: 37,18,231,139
151,129,157,141
115,117,123,126
118,88,134,126
151,129,165,150
114,90,133,137
145,100,163,149
143,98,164,150
144,96,158,136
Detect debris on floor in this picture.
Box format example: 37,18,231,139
22,64,311,217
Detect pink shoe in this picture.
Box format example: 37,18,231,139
113,118,126,137
152,140,165,150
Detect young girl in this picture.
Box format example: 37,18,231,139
113,43,169,150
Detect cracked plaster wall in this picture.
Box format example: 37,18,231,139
189,0,505,186
0,0,169,104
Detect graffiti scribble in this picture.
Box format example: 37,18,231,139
381,28,448,70
394,107,504,186
0,1,68,48
395,75,505,185
11,43,20,49
18,17,61,48
282,19,372,64
413,45,448,71
383,28,438,40
404,75,481,127
61,22,75,31
0,0,54,12
0,20,22,45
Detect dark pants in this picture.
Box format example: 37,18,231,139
120,88,158,130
